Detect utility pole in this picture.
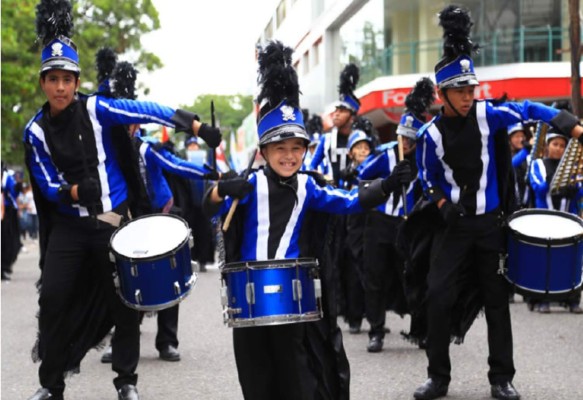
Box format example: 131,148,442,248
569,0,582,117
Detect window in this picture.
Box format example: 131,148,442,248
276,0,287,28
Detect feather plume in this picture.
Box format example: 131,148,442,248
352,116,373,136
257,40,300,110
438,5,479,59
95,47,117,85
111,61,138,100
35,0,74,45
338,63,360,96
306,115,323,135
405,77,435,119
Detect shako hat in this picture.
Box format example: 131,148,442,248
397,77,435,139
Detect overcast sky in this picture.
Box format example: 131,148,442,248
139,0,276,108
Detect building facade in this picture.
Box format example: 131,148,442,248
258,0,581,140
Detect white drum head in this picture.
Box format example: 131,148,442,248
509,212,583,239
111,215,189,258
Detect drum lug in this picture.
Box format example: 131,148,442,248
113,273,120,288
170,256,177,269
314,279,322,299
292,279,302,301
220,285,228,306
173,281,181,295
498,253,508,275
185,274,197,288
189,235,194,249
191,261,198,274
109,252,116,263
131,264,138,277
245,282,255,305
135,289,142,305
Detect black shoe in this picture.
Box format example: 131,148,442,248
1,271,11,281
569,304,583,314
348,322,362,334
101,345,112,363
199,263,207,272
27,388,62,400
118,384,139,400
159,345,181,361
413,378,449,400
367,336,383,353
491,381,520,400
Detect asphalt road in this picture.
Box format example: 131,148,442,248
2,238,582,400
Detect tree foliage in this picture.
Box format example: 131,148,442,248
183,94,254,133
1,0,162,166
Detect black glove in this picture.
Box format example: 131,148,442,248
521,139,532,153
198,123,222,148
439,201,465,225
57,184,74,204
339,167,358,183
203,169,220,181
303,170,328,187
220,170,239,180
77,177,102,206
381,160,411,194
217,177,253,199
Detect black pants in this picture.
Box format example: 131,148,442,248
38,219,140,395
233,323,317,400
155,304,179,350
363,212,408,339
340,213,366,327
426,213,515,384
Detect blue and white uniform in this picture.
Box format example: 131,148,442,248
1,170,19,209
24,95,188,217
309,128,350,183
417,100,561,215
529,157,582,213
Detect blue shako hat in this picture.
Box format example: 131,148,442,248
36,0,80,75
397,77,435,139
507,122,525,136
334,63,361,113
347,130,371,151
434,5,480,89
256,41,309,146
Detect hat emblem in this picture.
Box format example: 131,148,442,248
51,42,64,57
280,104,296,121
460,59,471,73
405,115,414,128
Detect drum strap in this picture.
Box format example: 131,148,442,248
97,211,123,227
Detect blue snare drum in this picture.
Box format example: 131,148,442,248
109,214,197,311
220,258,322,327
506,209,583,300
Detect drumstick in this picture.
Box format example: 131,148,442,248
222,148,257,232
397,135,408,219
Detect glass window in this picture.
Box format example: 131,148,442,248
276,0,287,28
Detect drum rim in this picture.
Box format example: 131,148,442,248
506,208,583,245
223,257,319,272
226,311,322,328
109,213,191,261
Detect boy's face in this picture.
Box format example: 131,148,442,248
331,108,353,129
401,136,416,155
262,138,307,178
509,131,526,151
547,137,567,160
40,69,80,116
349,141,371,165
439,86,475,117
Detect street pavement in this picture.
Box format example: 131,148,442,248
2,238,583,400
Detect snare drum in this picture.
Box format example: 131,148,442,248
506,209,583,299
109,214,197,311
220,258,322,328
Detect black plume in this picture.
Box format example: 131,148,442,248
338,63,360,96
111,61,138,100
96,47,117,85
257,40,300,110
306,115,323,135
352,116,374,136
405,77,435,119
36,0,74,45
438,5,479,59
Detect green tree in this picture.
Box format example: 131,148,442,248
1,0,162,166
183,94,254,133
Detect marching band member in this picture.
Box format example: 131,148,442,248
358,77,434,353
24,2,221,399
507,122,532,208
411,5,583,400
528,130,583,314
204,40,411,400
1,163,23,281
309,63,360,186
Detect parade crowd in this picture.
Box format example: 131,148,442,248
2,2,582,400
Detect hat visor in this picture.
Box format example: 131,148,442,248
259,125,310,146
439,76,479,89
396,125,418,140
40,59,80,74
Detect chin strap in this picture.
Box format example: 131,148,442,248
442,89,464,118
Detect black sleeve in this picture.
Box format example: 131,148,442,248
171,109,200,134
